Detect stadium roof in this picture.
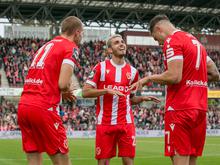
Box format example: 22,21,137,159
0,0,220,32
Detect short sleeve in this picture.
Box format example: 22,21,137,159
85,64,101,88
62,46,80,69
130,66,139,85
164,36,183,63
207,56,211,63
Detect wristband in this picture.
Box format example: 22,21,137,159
72,89,83,98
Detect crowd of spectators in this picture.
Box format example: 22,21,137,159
207,99,220,129
60,101,96,131
133,104,164,130
0,38,219,89
0,97,18,131
0,96,219,131
0,38,47,86
0,38,219,131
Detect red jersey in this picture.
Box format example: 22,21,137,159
86,59,139,125
19,36,79,109
163,30,207,112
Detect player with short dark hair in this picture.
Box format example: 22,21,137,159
130,14,220,165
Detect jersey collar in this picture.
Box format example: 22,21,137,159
110,59,126,68
171,29,181,35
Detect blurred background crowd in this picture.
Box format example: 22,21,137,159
0,38,219,131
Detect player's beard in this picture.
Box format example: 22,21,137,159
113,49,126,58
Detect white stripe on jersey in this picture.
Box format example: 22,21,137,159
85,80,97,88
115,67,122,82
167,55,183,63
110,65,123,124
111,95,119,125
130,66,137,85
167,54,174,59
100,61,106,81
97,96,104,124
62,59,75,69
126,95,132,123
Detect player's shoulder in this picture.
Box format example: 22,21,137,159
127,63,137,71
174,31,198,42
52,36,77,49
92,61,104,70
165,30,186,46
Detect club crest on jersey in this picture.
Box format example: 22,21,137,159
72,48,79,60
126,72,131,79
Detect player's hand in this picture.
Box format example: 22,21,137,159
106,89,125,97
129,81,143,93
141,96,161,103
62,90,77,102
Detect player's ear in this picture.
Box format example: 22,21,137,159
154,24,160,33
106,47,113,55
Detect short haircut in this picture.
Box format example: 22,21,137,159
61,16,82,36
106,34,123,48
149,14,170,33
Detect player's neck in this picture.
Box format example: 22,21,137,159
167,27,178,36
60,34,74,43
111,56,125,66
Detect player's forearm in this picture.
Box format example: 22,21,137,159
207,59,220,82
59,81,71,92
130,96,143,105
207,66,220,82
82,88,108,98
208,72,220,82
141,71,182,85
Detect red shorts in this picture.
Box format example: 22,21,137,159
95,124,136,159
164,109,206,156
17,104,68,155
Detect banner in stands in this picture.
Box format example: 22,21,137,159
76,98,95,107
5,25,50,39
0,130,220,139
83,28,111,42
208,90,220,98
141,90,165,97
0,88,23,96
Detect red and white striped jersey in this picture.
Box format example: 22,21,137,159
86,59,139,125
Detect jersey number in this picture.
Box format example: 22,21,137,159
192,39,201,70
132,135,136,146
30,43,54,69
165,131,170,144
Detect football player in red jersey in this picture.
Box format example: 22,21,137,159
82,34,160,165
130,15,220,165
17,16,83,165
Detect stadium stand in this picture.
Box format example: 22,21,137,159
0,38,219,132
0,38,219,89
0,96,219,131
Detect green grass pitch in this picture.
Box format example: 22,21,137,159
0,137,219,165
